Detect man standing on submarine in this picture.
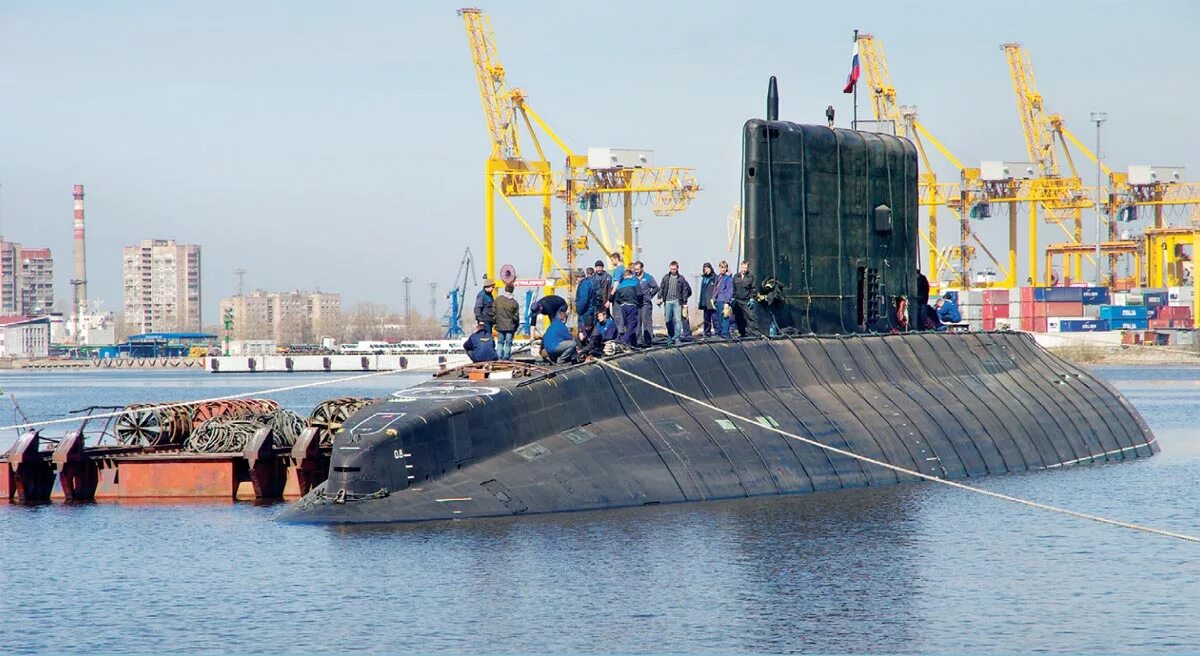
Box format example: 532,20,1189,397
731,260,760,337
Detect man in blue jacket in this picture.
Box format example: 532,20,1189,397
540,307,578,364
462,321,498,362
473,278,495,334
583,307,618,358
574,267,596,333
612,269,643,346
713,260,734,338
935,294,962,330
633,261,659,347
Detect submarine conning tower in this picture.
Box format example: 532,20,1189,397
744,81,921,335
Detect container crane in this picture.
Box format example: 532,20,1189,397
458,8,699,304
1001,43,1098,285
1003,43,1200,298
1059,118,1200,295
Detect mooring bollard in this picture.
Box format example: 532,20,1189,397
53,430,99,502
245,427,286,499
5,431,54,504
290,427,329,496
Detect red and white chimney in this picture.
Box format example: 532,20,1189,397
73,184,87,315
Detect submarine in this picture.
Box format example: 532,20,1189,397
279,79,1158,524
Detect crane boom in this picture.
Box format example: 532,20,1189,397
1002,43,1061,178
459,7,700,304
459,8,522,160
856,34,905,138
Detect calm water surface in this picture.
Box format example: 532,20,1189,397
0,367,1197,654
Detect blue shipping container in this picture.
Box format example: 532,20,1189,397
1081,287,1110,305
1110,319,1150,331
1143,292,1168,307
1059,319,1109,332
1098,305,1149,320
1033,286,1085,302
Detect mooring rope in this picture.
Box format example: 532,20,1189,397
0,365,435,434
594,358,1200,544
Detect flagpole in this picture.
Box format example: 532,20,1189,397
852,29,859,130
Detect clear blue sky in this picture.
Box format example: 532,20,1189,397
2,0,1197,323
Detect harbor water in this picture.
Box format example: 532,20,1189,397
1,367,1197,653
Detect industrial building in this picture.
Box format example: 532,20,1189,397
219,289,340,345
0,315,51,358
122,239,202,333
0,241,54,317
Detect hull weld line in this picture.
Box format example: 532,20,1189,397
1042,439,1157,469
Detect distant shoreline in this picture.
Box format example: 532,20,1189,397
0,357,206,371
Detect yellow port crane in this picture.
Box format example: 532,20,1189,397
458,7,699,299
1001,43,1098,285
1058,116,1200,295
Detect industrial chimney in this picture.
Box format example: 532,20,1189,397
72,184,87,328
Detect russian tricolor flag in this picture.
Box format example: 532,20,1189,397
843,40,860,94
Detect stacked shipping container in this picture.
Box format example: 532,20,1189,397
936,285,1195,334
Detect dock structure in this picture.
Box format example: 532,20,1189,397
203,353,469,373
3,427,327,503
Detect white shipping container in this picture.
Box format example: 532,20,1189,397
960,290,984,306
1082,305,1101,318
1168,286,1194,306
961,305,983,321
1008,301,1022,318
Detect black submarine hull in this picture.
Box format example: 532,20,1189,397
279,332,1157,524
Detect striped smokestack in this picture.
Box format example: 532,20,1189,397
73,184,87,316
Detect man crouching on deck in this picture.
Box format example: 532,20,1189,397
540,307,578,364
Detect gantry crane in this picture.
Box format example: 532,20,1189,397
1001,43,1098,285
1003,43,1200,298
459,8,699,303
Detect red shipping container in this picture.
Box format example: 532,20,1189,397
1170,319,1193,328
983,317,995,331
1020,301,1035,318
982,289,1011,304
1019,287,1035,302
1149,318,1171,330
1022,317,1048,332
1033,301,1085,318
983,304,1010,320
1158,306,1193,321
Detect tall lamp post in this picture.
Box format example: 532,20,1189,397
631,219,644,261
1090,111,1107,286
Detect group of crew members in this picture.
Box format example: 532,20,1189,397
463,252,763,365
464,258,972,363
